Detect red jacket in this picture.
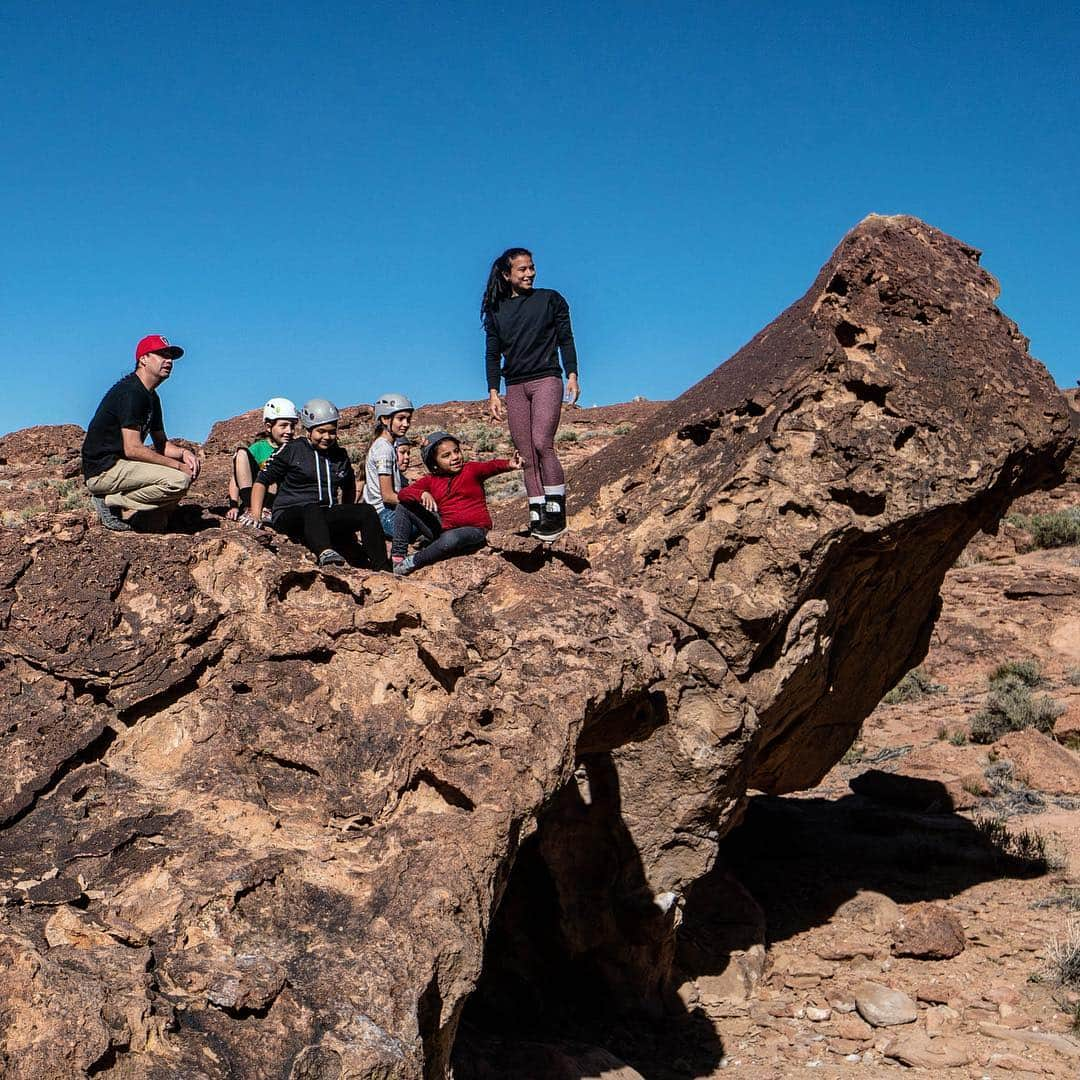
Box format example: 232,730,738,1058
398,459,512,530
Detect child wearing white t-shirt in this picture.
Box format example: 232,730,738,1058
362,392,414,537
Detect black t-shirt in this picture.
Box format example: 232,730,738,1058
81,373,164,479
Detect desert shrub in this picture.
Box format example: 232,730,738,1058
840,740,866,765
1032,886,1080,912
989,659,1043,688
1067,667,1080,687
953,547,987,568
969,678,1064,744
947,729,968,746
974,814,1060,873
981,759,1046,813
463,423,500,453
612,423,633,435
555,429,579,443
1047,921,1080,987
883,667,946,704
1006,509,1080,549
60,488,88,511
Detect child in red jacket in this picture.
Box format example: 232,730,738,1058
392,430,519,576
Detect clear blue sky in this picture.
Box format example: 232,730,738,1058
1,1,1077,440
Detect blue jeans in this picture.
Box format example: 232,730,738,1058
393,502,486,568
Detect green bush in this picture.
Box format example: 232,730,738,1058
974,814,1060,874
464,423,500,453
969,677,1064,744
555,429,579,443
883,667,946,704
989,659,1043,688
1006,509,1080,549
612,423,633,436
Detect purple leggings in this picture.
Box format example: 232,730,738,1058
505,376,565,498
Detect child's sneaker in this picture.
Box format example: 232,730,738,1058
317,548,345,566
393,554,416,576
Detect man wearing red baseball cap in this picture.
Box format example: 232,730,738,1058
81,334,200,532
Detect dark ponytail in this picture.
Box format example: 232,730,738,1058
480,247,532,325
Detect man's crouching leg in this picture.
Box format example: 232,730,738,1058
86,461,192,533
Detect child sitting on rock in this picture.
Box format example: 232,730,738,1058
246,398,389,570
226,397,297,520
362,392,415,538
392,431,519,576
394,435,414,477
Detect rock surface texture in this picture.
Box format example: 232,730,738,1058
0,215,1074,1077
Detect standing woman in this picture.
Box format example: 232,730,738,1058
482,247,579,540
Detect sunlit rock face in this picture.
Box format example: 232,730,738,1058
0,215,1073,1078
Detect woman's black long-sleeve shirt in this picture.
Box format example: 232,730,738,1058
484,288,578,392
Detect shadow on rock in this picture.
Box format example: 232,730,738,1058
713,783,1050,948
453,753,725,1080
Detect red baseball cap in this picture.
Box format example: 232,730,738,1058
135,334,184,362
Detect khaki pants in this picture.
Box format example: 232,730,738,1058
85,459,191,513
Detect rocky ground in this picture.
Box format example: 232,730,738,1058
676,481,1080,1078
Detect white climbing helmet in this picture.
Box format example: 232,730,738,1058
263,397,299,422
373,392,414,424
299,398,341,429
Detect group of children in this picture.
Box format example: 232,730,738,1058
226,247,578,576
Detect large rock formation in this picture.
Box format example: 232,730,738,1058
0,215,1074,1077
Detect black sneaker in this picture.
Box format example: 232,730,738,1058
532,495,566,542
90,496,133,532
317,548,346,566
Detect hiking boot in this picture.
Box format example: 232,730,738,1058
532,494,566,542
393,554,416,576
90,496,133,532
317,548,346,566
526,501,544,537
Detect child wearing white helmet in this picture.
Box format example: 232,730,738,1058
362,392,415,538
226,397,298,521
245,398,389,570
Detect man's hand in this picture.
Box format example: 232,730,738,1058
180,448,201,480
420,491,438,513
488,389,505,422
225,506,240,521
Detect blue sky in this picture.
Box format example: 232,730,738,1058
1,1,1077,440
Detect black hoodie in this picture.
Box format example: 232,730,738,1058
255,439,356,525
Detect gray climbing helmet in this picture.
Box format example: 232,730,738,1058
373,392,414,424
421,431,459,472
300,398,341,429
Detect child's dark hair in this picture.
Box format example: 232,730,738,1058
480,247,532,325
